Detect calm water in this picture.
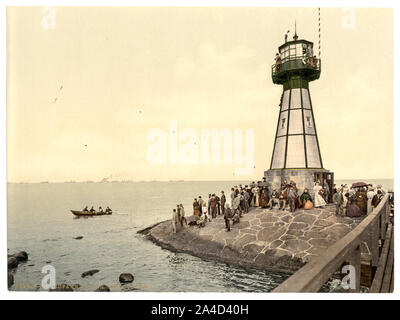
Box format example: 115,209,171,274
8,181,290,292
7,179,393,292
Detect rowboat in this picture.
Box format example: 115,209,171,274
71,210,112,217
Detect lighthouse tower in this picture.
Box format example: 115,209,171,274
264,31,334,200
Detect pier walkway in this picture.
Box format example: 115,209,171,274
274,194,393,292
139,203,365,274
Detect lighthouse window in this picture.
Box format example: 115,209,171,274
289,45,296,57
306,116,312,127
277,111,288,136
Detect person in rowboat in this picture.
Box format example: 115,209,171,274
105,206,112,213
89,206,95,213
82,206,89,212
98,206,103,213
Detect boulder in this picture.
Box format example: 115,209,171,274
8,273,14,289
119,273,134,283
95,285,111,292
81,269,99,278
14,251,28,262
8,257,19,269
74,236,84,240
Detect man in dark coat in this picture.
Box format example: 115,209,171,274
210,194,218,219
220,191,226,216
224,204,232,231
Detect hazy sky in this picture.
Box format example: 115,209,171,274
7,7,393,182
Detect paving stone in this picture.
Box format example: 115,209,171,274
260,222,274,228
274,222,286,227
232,234,256,250
288,222,309,230
281,234,297,241
304,231,328,239
249,218,261,226
314,219,335,227
281,239,311,252
232,221,250,229
270,239,283,249
260,214,279,223
240,228,257,235
309,238,337,248
293,213,317,225
241,243,264,261
287,229,304,237
318,211,332,220
281,215,293,223
257,226,287,242
325,224,352,240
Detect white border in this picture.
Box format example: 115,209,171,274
1,0,398,301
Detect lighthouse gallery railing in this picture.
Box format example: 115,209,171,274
273,194,390,292
272,56,321,76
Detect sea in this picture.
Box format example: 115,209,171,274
7,179,393,292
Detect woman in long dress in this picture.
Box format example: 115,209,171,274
259,187,269,208
193,199,201,216
313,182,326,208
252,186,259,207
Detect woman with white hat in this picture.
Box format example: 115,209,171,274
313,181,326,208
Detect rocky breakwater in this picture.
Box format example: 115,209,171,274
8,251,29,289
139,205,364,274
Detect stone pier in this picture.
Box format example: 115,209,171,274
139,205,364,274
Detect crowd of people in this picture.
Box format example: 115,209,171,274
82,206,112,213
332,183,387,218
171,178,325,234
170,179,391,234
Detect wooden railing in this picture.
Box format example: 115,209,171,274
274,194,390,292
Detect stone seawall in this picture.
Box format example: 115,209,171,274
138,205,363,274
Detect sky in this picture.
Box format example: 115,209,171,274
7,7,393,182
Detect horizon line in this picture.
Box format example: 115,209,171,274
7,177,395,184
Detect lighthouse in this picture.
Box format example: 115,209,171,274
264,30,334,200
